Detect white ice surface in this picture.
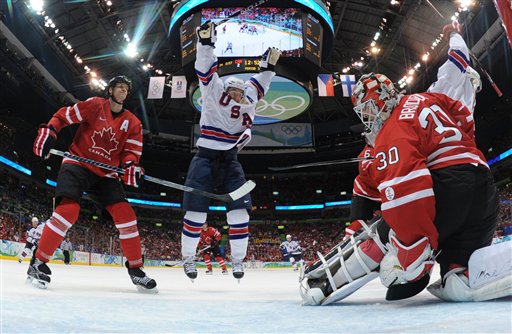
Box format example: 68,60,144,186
1,260,511,333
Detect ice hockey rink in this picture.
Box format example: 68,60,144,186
1,260,511,333
215,22,302,57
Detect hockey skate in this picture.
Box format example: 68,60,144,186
222,269,229,275
183,256,198,281
125,262,158,294
205,269,213,275
232,259,244,282
26,258,51,289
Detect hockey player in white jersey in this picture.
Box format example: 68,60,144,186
18,217,40,263
181,21,280,281
280,234,302,271
299,21,510,305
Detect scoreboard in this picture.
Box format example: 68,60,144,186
217,58,261,75
180,13,200,66
303,13,323,66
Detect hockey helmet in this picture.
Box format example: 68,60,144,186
286,234,292,241
108,75,132,92
351,73,401,147
224,76,245,92
31,217,39,224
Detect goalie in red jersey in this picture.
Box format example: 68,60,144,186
28,75,157,293
198,223,228,275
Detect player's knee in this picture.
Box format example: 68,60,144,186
226,208,249,223
106,201,137,223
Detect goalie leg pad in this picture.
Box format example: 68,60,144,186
428,241,512,302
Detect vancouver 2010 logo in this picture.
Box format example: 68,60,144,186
191,74,311,125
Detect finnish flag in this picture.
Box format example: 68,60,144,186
340,74,356,97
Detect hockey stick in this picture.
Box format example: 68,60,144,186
49,149,256,202
424,0,503,97
164,246,212,267
268,157,373,171
468,52,503,97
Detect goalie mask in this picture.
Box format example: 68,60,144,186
224,76,246,103
351,73,401,147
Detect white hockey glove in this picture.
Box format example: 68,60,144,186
259,47,281,72
380,230,435,288
466,66,482,93
196,21,217,46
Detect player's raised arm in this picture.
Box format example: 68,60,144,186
245,47,281,103
195,21,221,90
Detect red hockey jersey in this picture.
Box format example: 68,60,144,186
368,92,487,249
198,226,222,249
352,145,380,202
48,97,143,177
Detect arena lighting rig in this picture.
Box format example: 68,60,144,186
168,0,334,123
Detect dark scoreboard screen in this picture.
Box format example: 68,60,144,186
217,58,260,75
303,13,323,66
180,13,201,66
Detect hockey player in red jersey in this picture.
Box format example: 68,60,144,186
29,75,157,293
198,223,228,275
300,72,507,304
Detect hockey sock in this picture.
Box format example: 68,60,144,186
204,254,212,271
106,202,142,268
216,256,227,271
227,209,249,260
36,197,79,262
181,211,207,258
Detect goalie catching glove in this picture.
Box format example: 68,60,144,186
33,124,57,160
196,21,217,46
259,47,281,72
379,230,435,288
122,161,144,188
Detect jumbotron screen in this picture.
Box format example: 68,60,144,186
201,7,304,58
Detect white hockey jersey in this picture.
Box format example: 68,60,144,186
428,33,477,113
280,240,302,255
26,227,38,244
195,42,275,151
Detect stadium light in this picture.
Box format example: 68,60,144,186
124,42,138,58
29,0,44,12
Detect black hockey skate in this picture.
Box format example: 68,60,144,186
26,258,51,289
183,256,198,281
232,259,244,281
125,262,158,294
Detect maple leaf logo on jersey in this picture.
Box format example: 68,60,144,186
91,127,119,155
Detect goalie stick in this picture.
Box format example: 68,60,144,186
268,157,373,171
49,149,255,202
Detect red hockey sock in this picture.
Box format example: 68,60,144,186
106,202,142,268
204,254,212,270
216,256,227,271
36,197,79,262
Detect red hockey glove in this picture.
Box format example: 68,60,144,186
343,219,364,240
442,21,462,41
196,21,217,46
33,124,57,160
122,161,144,188
380,231,435,288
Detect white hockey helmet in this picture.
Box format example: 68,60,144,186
31,217,39,224
224,76,246,92
286,234,292,241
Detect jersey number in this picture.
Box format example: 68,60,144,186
375,146,399,171
419,104,462,144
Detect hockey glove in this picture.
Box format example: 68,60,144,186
442,21,462,41
196,20,217,46
343,219,364,240
122,161,144,188
379,230,435,288
33,124,57,160
259,47,281,72
466,66,482,93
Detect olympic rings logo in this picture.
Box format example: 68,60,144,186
194,94,307,117
280,125,302,135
